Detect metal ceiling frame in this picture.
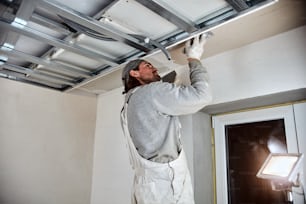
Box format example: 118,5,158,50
134,0,199,33
37,0,153,52
1,63,76,86
0,0,277,92
0,45,91,78
225,0,250,11
0,20,119,65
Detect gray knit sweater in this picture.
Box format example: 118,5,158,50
124,59,212,163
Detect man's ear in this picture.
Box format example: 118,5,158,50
130,70,139,78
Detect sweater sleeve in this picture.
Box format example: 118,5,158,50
151,59,212,116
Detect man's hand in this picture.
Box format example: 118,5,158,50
185,34,207,60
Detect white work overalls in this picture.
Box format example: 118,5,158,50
121,91,195,204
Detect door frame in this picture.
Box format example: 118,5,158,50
212,105,298,204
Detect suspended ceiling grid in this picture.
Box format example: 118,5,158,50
0,0,299,94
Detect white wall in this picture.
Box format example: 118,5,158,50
91,26,306,204
193,112,214,204
0,79,97,204
90,89,134,204
204,25,306,104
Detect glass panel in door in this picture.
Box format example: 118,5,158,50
225,119,288,204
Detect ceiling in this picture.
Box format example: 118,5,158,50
0,0,305,95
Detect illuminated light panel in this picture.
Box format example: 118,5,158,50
257,153,303,181
262,156,298,177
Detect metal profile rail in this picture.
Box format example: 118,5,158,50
0,21,119,66
0,47,92,78
0,69,67,89
1,63,76,86
37,0,152,53
135,0,199,33
30,12,72,35
3,0,36,46
225,0,250,11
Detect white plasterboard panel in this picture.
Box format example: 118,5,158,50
104,0,179,39
75,34,135,58
12,36,51,64
158,0,229,22
52,0,111,16
54,0,183,71
49,51,102,71
27,21,65,38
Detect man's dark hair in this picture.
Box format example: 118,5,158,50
122,59,144,94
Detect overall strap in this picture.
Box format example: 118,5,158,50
120,87,141,169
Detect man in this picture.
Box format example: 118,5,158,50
120,34,212,204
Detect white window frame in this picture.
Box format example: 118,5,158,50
212,105,298,204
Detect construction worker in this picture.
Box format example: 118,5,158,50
120,33,212,204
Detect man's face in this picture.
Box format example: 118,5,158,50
133,61,161,84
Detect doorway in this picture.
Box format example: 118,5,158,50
225,119,287,203
212,105,299,204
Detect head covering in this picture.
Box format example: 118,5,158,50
121,59,144,85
